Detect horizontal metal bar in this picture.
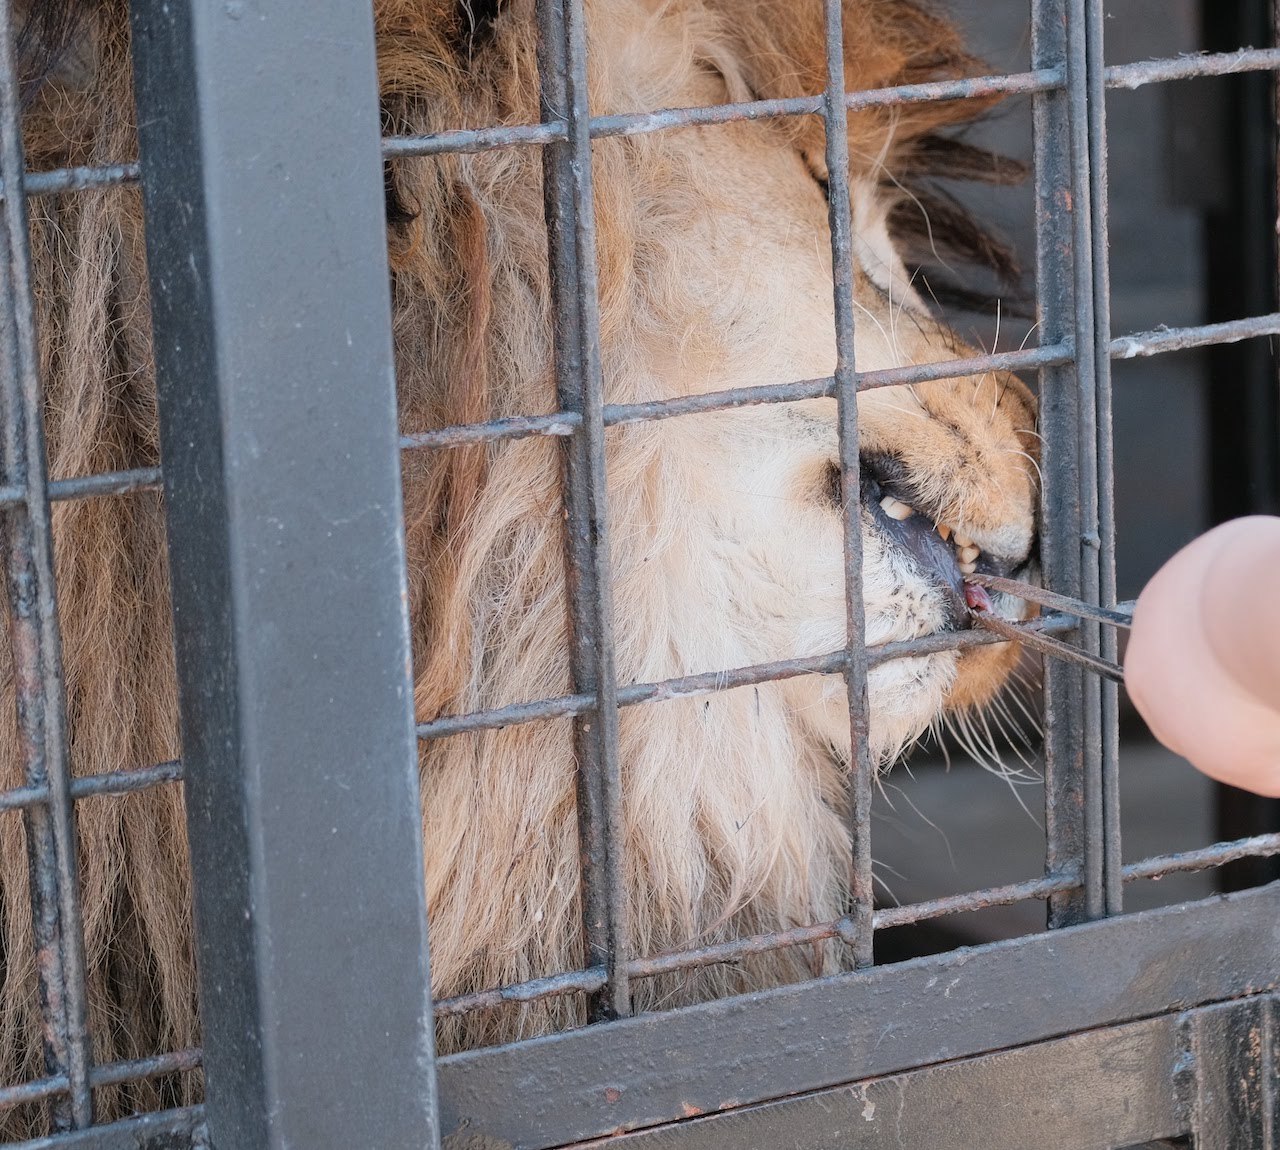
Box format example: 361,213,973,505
873,873,1081,930
1106,47,1280,90
15,48,1280,207
437,883,1280,1148
400,412,579,451
435,871,1081,1018
1110,312,1280,358
382,120,566,158
412,833,1280,1022
0,1048,202,1113
6,1107,206,1150
434,970,605,1019
434,829,1280,1022
0,760,183,814
417,614,1078,739
968,574,1135,629
1,162,142,201
400,313,1280,460
385,48,1280,160
0,468,163,508
1124,834,1280,882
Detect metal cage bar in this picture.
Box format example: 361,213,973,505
3,0,1280,1141
1064,0,1108,923
537,0,633,1023
1083,0,1123,916
0,0,95,1133
819,0,875,969
127,1,438,1147
1032,0,1089,929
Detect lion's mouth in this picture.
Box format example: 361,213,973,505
860,458,1018,630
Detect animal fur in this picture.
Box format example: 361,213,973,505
4,0,1039,1133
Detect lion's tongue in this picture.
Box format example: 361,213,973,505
964,581,993,613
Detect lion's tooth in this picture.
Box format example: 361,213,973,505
880,496,914,521
936,523,952,542
953,530,974,549
958,545,980,564
959,560,977,575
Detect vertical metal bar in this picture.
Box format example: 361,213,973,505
536,0,631,1020
1032,0,1088,928
1082,0,1122,915
1063,0,1106,924
128,3,439,1147
820,0,874,969
0,0,93,1130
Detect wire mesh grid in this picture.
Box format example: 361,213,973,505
0,0,1277,1142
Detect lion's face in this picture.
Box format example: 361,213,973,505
599,58,1039,769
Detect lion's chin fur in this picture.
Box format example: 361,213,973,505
2,0,1041,1131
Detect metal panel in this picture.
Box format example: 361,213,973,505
436,882,1280,1148
127,2,437,1147
1187,998,1278,1149
568,1014,1190,1150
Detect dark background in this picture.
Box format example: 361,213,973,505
874,0,1280,956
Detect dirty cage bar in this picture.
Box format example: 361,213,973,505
0,0,1276,1145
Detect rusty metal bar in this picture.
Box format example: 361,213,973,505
0,1049,203,1115
819,0,874,970
1065,0,1109,922
432,833,1280,1020
417,614,1079,741
0,0,94,1131
0,760,183,814
1083,0,1123,917
4,47,1279,207
380,48,1280,160
537,0,632,1023
393,312,1280,458
1033,0,1089,930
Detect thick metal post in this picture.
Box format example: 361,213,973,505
128,3,439,1148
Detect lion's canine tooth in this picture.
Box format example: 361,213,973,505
880,496,914,520
958,545,980,564
959,561,977,575
936,523,952,541
953,530,974,549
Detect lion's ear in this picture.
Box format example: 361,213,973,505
698,0,986,162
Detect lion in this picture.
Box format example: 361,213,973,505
3,0,1038,1132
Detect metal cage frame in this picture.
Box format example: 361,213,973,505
0,0,1278,1146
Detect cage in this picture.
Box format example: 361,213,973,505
0,0,1277,1147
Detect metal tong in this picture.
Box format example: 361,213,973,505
965,573,1133,685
